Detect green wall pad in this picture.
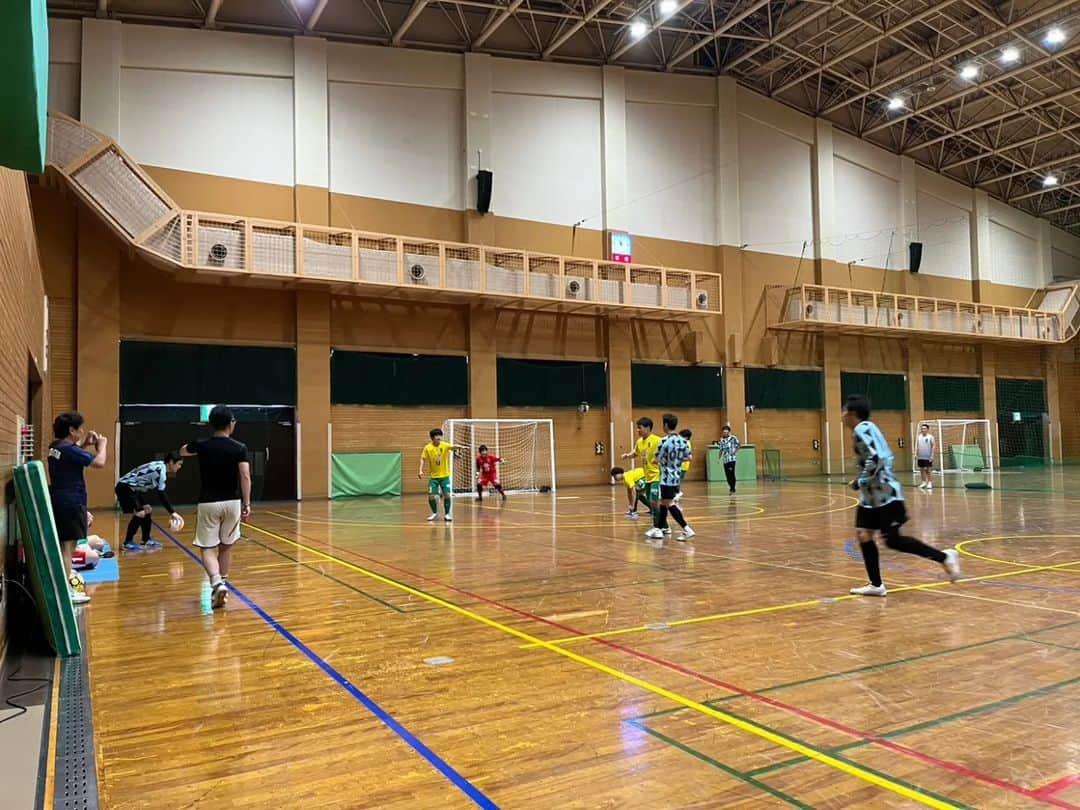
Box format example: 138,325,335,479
332,452,403,497
13,461,82,657
0,0,48,173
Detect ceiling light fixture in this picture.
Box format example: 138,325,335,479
1000,46,1020,63
1045,27,1066,46
658,0,677,15
630,19,648,38
959,63,979,80
1043,175,1060,187
887,96,904,110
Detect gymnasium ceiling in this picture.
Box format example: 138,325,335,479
50,0,1080,236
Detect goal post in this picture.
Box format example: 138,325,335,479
444,419,556,496
911,418,995,474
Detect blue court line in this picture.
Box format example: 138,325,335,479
843,539,1080,595
154,522,499,809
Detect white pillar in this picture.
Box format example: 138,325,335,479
80,18,121,139
971,189,992,289
293,36,328,190
898,156,917,270
1037,220,1054,287
601,65,627,234
812,118,835,262
715,77,740,248
464,53,493,214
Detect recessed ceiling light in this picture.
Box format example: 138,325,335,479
630,19,648,38
959,63,979,80
887,96,904,110
1001,46,1020,63
1043,175,1060,187
658,0,677,15
1045,27,1066,46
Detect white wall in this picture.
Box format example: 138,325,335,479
624,101,715,245
491,92,602,227
916,191,972,280
990,220,1039,287
1050,226,1080,280
329,83,463,210
1051,249,1080,280
738,115,813,258
48,19,81,118
833,158,901,268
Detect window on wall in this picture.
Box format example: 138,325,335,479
841,372,907,411
631,364,724,408
497,358,607,407
923,376,982,412
331,351,468,406
744,368,823,410
120,341,296,405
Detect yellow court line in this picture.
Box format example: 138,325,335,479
917,584,1080,617
955,534,1080,569
526,558,1080,647
242,521,956,810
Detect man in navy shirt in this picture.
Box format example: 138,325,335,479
48,411,108,605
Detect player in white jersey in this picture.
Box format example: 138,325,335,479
915,423,935,490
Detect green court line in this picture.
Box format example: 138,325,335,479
1021,638,1080,652
633,618,1080,723
745,676,1080,778
625,719,813,809
632,706,967,808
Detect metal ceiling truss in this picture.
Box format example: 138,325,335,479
50,0,1080,233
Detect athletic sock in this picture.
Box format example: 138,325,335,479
668,505,687,529
859,540,883,587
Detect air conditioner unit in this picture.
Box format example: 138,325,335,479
696,291,709,309
566,279,582,296
209,243,228,264
409,263,426,282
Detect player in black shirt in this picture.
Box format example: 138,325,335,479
179,405,251,609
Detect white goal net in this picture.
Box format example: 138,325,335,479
444,419,556,496
911,418,995,474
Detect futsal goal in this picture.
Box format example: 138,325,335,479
444,419,556,496
911,418,995,474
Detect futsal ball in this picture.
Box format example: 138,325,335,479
68,572,85,592
170,514,185,531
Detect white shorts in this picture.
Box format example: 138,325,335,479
194,500,242,548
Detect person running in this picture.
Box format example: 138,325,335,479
475,445,507,502
843,396,960,597
419,428,461,522
647,413,694,542
718,425,740,494
915,423,935,490
47,411,108,605
180,405,251,610
115,453,185,550
673,429,692,503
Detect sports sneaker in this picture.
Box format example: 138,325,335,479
444,514,453,522
70,590,91,605
926,483,933,491
678,527,696,541
628,512,640,520
850,583,887,597
941,548,961,581
426,513,439,522
644,528,664,539
662,528,672,536
211,583,228,609
624,509,637,517
142,539,162,549
123,542,142,551
501,492,507,502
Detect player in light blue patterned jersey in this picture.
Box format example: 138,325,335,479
843,395,960,597
646,413,695,542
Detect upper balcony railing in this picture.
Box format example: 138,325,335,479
769,283,1080,345
44,113,721,319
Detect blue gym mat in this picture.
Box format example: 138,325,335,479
80,546,120,584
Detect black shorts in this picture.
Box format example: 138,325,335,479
659,484,680,500
855,500,908,532
115,483,148,514
917,458,933,469
52,504,88,544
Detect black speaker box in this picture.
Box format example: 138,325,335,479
476,170,493,214
909,241,923,273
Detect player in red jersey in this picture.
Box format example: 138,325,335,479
476,445,507,502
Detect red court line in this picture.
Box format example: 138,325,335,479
1036,776,1080,799
260,521,1077,809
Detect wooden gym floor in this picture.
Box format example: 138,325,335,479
77,470,1080,809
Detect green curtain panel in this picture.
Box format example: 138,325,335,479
497,358,608,407
121,341,297,405
744,368,824,410
332,452,403,497
331,351,468,406
0,0,48,172
840,372,907,411
631,364,725,408
923,375,982,412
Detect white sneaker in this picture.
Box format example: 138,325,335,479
662,528,672,536
644,528,664,539
917,482,927,489
70,590,91,605
850,583,887,597
678,527,695,541
444,514,453,522
941,548,961,581
426,513,439,521
926,483,933,491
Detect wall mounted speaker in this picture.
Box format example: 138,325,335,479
476,170,493,213
909,241,923,273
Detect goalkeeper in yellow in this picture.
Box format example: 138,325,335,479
418,428,462,522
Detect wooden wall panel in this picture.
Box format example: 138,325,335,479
745,410,822,476
995,345,1044,379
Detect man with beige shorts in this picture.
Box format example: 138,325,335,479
180,405,251,609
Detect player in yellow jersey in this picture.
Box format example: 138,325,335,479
610,466,648,518
621,417,665,533
418,428,461,522
674,428,692,503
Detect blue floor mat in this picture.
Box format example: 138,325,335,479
81,556,119,584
